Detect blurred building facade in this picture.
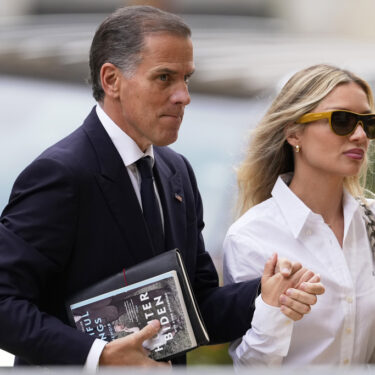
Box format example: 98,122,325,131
1,0,375,98
2,0,375,41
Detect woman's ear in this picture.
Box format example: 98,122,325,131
286,133,300,148
100,63,121,99
285,123,303,148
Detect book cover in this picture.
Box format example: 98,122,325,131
69,271,197,361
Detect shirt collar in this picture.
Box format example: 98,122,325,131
342,188,360,238
272,173,361,239
272,173,311,238
96,104,154,167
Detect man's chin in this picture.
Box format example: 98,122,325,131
154,133,179,147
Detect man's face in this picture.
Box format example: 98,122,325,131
115,33,194,151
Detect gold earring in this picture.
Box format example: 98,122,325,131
295,145,300,153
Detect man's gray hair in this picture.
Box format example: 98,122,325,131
89,5,191,102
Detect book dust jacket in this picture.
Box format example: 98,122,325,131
69,271,196,360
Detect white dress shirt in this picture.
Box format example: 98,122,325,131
84,105,163,370
96,104,164,221
223,173,375,367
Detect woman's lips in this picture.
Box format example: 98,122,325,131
343,148,364,160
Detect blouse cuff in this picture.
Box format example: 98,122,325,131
249,295,294,353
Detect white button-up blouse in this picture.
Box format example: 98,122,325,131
223,174,375,366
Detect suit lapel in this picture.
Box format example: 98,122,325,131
82,108,154,265
154,150,187,262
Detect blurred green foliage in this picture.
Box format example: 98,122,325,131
366,143,375,196
187,343,232,365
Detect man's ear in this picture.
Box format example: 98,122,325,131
100,63,122,99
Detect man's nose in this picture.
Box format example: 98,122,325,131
170,83,191,106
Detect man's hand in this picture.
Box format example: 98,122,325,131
99,320,171,367
279,274,324,321
275,257,302,277
261,254,325,321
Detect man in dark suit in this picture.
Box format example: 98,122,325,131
0,6,323,368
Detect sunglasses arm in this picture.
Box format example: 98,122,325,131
297,112,332,124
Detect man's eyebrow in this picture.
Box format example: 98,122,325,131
153,68,178,75
152,68,195,76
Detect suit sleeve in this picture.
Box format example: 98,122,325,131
180,155,260,344
0,157,95,365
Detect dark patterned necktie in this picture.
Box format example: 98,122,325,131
136,156,164,254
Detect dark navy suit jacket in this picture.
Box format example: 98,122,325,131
0,107,260,365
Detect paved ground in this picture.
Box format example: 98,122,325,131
1,13,375,96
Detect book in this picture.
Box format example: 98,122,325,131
66,249,210,361
69,271,196,360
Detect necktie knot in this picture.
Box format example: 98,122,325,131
136,156,154,180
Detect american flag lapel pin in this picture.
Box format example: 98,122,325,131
175,193,183,202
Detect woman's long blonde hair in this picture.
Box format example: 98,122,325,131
236,64,374,217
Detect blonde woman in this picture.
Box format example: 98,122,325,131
224,64,375,366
